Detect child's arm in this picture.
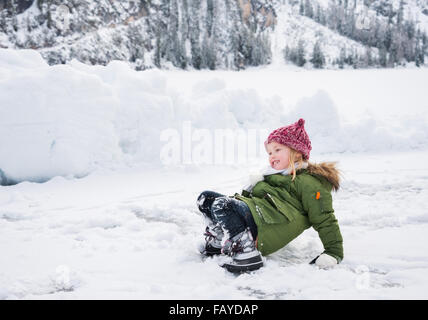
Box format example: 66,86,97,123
300,183,344,264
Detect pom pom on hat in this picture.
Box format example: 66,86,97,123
265,118,312,160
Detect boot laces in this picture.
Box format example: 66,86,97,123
228,239,244,256
204,225,222,243
203,226,215,242
223,229,253,256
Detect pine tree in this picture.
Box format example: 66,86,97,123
415,30,425,67
153,17,162,68
10,0,19,33
127,24,145,70
201,32,216,70
423,32,428,57
404,20,416,40
387,2,394,25
378,46,387,67
299,0,304,16
212,0,234,69
319,6,327,26
297,39,306,66
387,41,397,67
206,0,214,37
229,0,244,70
314,4,321,23
352,51,359,69
284,39,306,67
397,0,404,30
365,46,373,67
310,40,325,68
0,8,7,33
256,32,271,65
384,23,393,51
166,0,179,66
422,32,427,65
189,0,202,69
415,44,422,67
179,0,189,69
304,0,314,19
339,46,347,68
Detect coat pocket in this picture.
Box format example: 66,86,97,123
252,197,288,224
264,193,295,222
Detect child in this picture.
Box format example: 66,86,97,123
197,118,344,273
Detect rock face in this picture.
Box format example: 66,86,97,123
0,0,275,70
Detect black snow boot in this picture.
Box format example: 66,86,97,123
200,224,224,256
221,228,264,273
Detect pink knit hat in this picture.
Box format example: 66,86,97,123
265,118,312,160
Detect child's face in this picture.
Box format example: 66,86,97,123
266,142,291,170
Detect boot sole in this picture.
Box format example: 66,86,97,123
200,245,222,256
202,249,222,256
222,255,264,273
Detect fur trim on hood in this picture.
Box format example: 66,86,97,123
307,162,341,192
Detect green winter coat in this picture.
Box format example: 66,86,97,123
234,162,344,262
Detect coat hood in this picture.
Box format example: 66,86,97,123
306,162,341,192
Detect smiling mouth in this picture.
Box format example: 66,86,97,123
272,160,280,167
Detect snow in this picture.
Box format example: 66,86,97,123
1,48,428,299
1,48,428,183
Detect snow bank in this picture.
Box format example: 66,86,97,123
0,50,121,184
284,90,428,155
0,49,427,184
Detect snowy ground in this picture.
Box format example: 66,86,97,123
1,49,428,299
1,151,428,299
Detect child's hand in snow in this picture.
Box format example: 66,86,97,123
310,253,338,269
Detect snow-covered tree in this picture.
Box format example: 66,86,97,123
310,40,325,68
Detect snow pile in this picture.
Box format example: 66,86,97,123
283,90,428,155
1,49,428,184
0,50,122,184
